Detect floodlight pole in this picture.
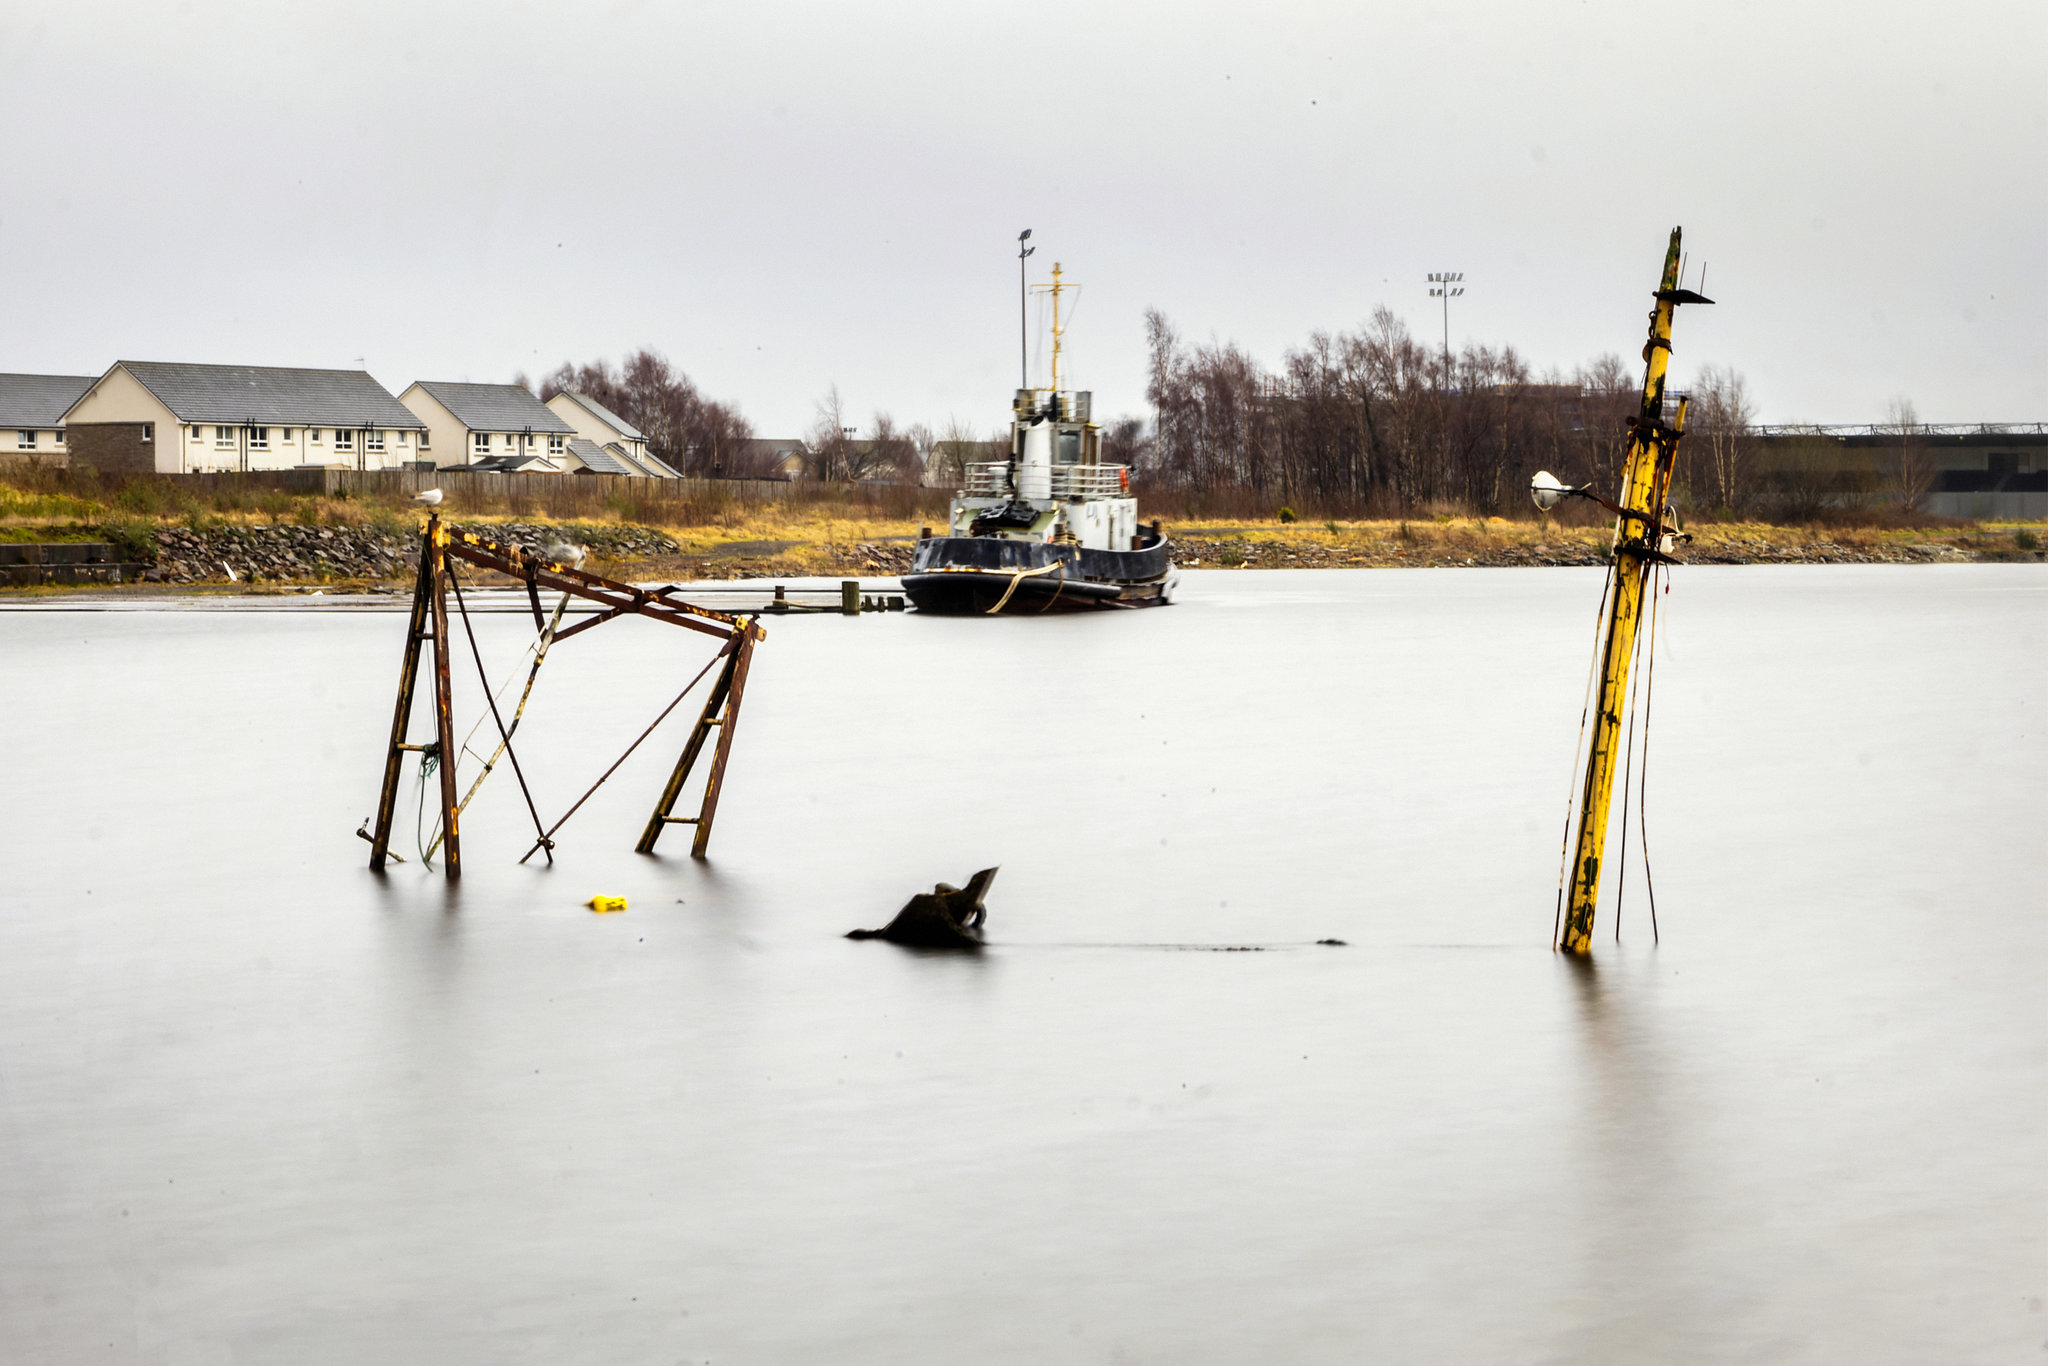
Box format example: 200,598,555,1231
1018,229,1035,389
1427,271,1465,374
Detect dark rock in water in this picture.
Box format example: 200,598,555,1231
847,868,998,948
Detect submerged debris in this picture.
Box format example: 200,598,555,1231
847,868,998,949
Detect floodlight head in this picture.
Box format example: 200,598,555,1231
1530,470,1569,512
1020,228,1032,242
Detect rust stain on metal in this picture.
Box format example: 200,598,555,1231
365,514,767,879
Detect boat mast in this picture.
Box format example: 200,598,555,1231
1049,262,1065,401
1030,262,1076,409
1557,227,1709,955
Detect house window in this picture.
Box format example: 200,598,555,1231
521,432,533,448
214,426,234,448
394,431,407,446
53,429,64,446
472,432,491,456
335,429,355,452
248,427,269,450
17,430,34,449
549,434,564,455
311,429,323,444
418,430,430,450
142,423,153,444
281,429,294,442
189,426,201,440
365,431,385,453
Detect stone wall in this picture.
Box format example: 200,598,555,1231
147,521,685,584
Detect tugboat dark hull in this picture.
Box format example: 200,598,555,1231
902,536,1176,614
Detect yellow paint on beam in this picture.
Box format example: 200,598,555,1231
1558,228,1697,955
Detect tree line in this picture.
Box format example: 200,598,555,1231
532,334,1932,518
1136,306,1762,516
1134,308,1947,518
523,351,758,477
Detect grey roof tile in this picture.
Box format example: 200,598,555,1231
468,453,567,473
108,361,424,428
617,442,682,478
0,373,97,427
557,390,643,440
567,438,634,475
413,381,573,434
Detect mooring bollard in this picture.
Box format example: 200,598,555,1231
841,580,859,615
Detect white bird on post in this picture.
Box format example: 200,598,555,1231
412,488,443,507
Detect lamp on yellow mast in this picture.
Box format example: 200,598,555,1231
1532,227,1712,954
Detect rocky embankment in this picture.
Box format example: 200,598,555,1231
814,532,2008,575
146,523,683,584
123,522,2030,586
1172,533,2000,569
821,542,916,574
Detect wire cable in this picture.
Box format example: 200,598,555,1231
1614,562,1651,942
517,633,741,864
1638,564,1667,944
1555,557,1617,946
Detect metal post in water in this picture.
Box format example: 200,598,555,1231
367,531,435,871
425,515,461,880
1558,227,1710,954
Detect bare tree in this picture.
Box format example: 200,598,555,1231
1692,364,1758,512
536,348,752,475
806,384,855,480
856,413,917,482
906,421,937,486
1100,416,1148,469
930,415,983,487
1883,396,1934,511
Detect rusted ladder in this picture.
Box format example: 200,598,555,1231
636,625,758,857
368,515,462,878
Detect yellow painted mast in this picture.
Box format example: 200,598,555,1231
1032,263,1074,408
1557,227,1710,954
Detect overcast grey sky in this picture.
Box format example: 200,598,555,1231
4,0,2042,436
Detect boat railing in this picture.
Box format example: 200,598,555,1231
962,462,1129,499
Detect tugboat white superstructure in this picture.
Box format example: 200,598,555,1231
903,262,1178,613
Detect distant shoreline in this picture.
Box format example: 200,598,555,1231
0,512,2040,595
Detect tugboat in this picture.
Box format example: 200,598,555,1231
902,262,1178,614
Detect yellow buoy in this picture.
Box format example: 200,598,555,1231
585,896,628,914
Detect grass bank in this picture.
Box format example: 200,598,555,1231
1,465,2040,588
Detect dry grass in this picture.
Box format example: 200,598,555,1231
1,465,2038,579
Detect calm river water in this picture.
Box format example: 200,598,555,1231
1,566,2041,1364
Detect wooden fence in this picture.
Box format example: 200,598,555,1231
157,469,808,504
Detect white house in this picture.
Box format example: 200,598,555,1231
545,390,679,476
0,373,96,463
400,381,576,471
59,361,427,474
